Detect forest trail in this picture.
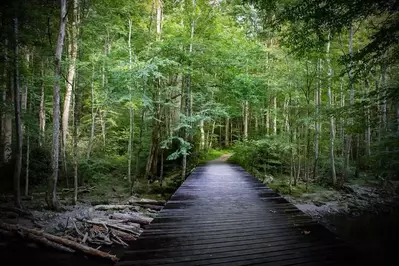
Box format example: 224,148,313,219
117,162,363,266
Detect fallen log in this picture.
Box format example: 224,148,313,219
62,186,94,194
93,204,134,211
83,220,141,236
109,213,152,226
0,222,118,262
0,206,32,217
111,229,137,242
127,199,165,206
136,204,163,211
25,232,75,253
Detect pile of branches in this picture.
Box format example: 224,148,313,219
0,198,165,262
0,222,119,262
65,219,141,248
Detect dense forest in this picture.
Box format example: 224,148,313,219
0,0,398,210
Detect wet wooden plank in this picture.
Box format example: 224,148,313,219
117,162,361,266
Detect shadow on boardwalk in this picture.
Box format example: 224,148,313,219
118,161,368,266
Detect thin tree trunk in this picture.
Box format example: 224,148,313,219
326,31,337,186
199,119,205,150
135,107,144,182
265,108,269,136
225,116,229,147
255,113,259,135
273,96,277,135
127,18,134,188
87,67,96,159
73,77,79,205
182,0,196,181
62,0,79,162
243,101,249,141
48,0,67,209
25,127,30,196
209,120,216,149
396,102,399,133
381,63,387,132
0,40,6,163
313,59,321,181
2,39,12,164
24,55,31,196
340,78,345,156
283,97,289,133
39,65,46,147
147,0,162,181
365,80,371,158
343,26,354,184
13,16,22,208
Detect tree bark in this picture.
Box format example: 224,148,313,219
0,222,118,262
225,116,229,147
39,65,46,147
326,31,337,186
87,66,96,159
182,0,196,181
13,16,22,208
199,119,205,150
243,100,249,141
73,76,79,204
313,59,321,181
273,96,277,135
48,0,67,209
365,80,371,158
2,39,12,164
209,120,216,149
62,0,79,161
343,26,354,184
127,18,134,189
146,0,162,180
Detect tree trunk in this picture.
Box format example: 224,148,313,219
265,108,269,135
199,119,205,150
273,96,277,135
48,0,67,209
326,31,337,186
380,63,387,132
13,16,22,208
182,0,196,181
39,65,46,147
365,80,371,158
225,116,229,147
243,100,249,141
73,74,80,204
127,18,134,188
147,0,162,181
313,59,321,181
397,102,399,133
343,26,354,184
62,0,79,163
2,40,12,164
87,67,96,159
209,120,216,149
23,51,30,197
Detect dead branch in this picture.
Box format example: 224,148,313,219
109,213,152,226
0,222,118,262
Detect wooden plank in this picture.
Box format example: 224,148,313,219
116,162,361,266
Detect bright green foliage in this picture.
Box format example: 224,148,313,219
0,0,398,202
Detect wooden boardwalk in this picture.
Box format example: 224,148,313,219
117,162,362,266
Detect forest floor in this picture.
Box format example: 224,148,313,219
275,179,399,261
0,178,174,264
